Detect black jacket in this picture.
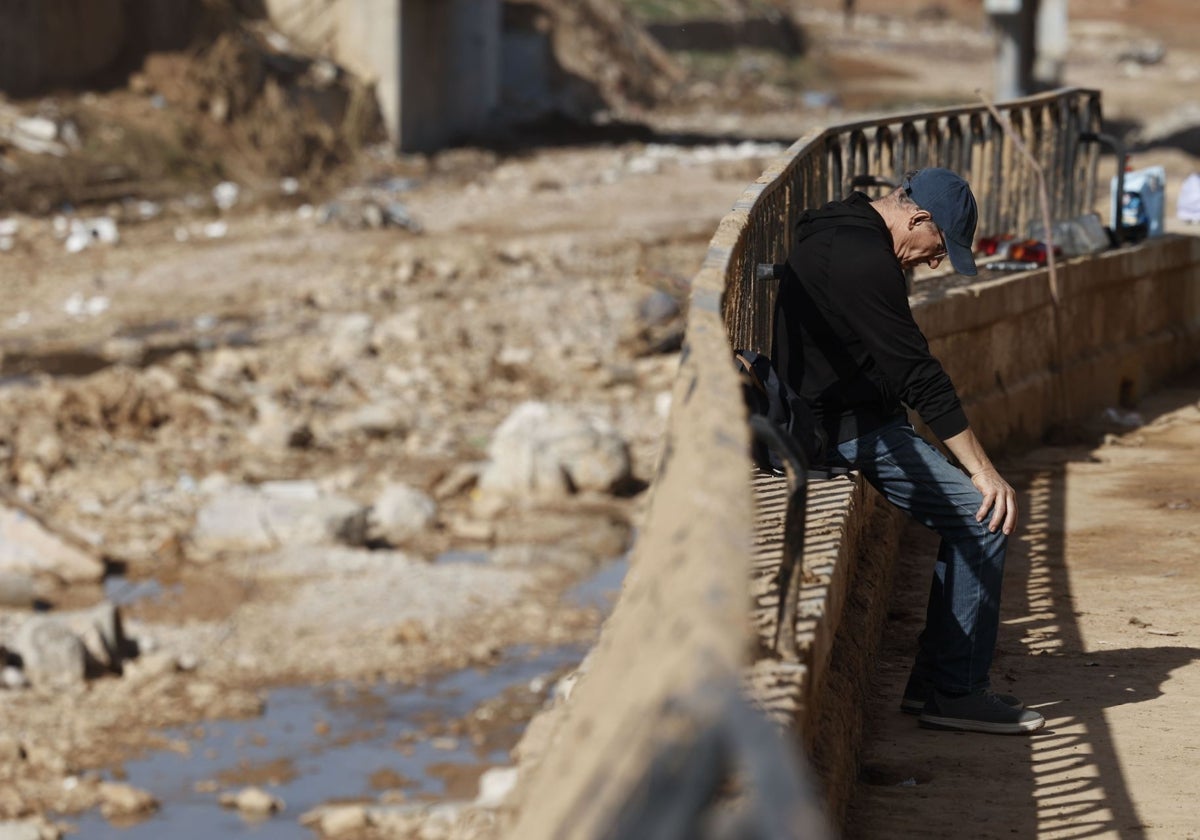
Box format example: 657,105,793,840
773,192,969,448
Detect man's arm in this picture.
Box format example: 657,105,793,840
942,426,1019,535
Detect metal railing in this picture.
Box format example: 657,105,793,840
724,88,1103,355
509,88,1105,840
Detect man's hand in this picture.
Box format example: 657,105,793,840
970,467,1018,535
943,426,1019,536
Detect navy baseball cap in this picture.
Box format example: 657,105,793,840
903,168,979,276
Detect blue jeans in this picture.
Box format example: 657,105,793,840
824,418,1007,694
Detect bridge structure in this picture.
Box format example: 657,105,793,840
503,87,1200,838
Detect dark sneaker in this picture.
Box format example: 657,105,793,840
919,689,1045,735
900,674,1023,715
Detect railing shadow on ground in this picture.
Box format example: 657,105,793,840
845,373,1200,839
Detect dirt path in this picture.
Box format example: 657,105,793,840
846,368,1200,839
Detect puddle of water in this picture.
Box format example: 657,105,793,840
564,556,629,611
104,575,177,608
65,644,584,839
433,550,489,566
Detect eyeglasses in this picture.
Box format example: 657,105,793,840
929,223,947,261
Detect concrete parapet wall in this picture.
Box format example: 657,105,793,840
914,236,1200,451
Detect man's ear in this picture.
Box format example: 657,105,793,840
909,209,933,229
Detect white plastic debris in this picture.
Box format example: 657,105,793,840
64,217,119,253
203,220,228,239
280,177,300,195
63,293,110,318
212,181,240,211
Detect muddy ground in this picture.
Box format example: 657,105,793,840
1,0,1200,836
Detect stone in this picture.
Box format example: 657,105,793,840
11,618,87,689
0,572,36,608
57,602,129,673
247,397,313,450
476,402,631,510
190,485,368,555
368,483,436,545
0,820,58,840
98,782,158,819
330,402,411,439
474,766,519,808
219,786,284,816
0,503,105,584
319,805,369,836
0,734,24,762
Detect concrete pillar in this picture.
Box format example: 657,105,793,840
1033,0,1068,89
336,0,499,152
986,0,1035,101
337,0,403,145
397,0,500,151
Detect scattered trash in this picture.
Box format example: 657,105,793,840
63,293,111,318
1027,213,1110,257
212,181,241,211
1110,166,1165,239
0,111,76,156
202,220,229,239
1147,629,1181,637
280,177,300,195
897,777,918,787
1164,499,1193,510
64,217,120,253
1177,172,1200,223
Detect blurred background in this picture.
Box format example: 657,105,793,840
1,1,1198,838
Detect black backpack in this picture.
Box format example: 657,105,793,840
735,348,828,476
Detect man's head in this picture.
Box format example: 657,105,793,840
878,168,979,275
902,168,978,275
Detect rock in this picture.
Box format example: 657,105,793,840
1,666,29,689
191,484,369,555
323,313,375,364
0,503,106,584
474,766,518,808
0,572,37,608
11,618,87,689
432,463,482,500
330,402,411,439
218,786,284,816
476,402,631,510
319,805,370,836
98,782,158,820
56,602,129,674
368,483,436,545
0,734,24,762
247,397,313,450
0,819,60,840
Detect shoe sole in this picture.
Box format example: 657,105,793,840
918,713,1045,735
901,697,1024,716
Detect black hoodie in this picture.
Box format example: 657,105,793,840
773,192,969,449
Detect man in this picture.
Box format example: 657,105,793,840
773,167,1044,734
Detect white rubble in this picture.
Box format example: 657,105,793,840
0,504,105,583
190,482,369,556
368,482,436,545
475,402,632,511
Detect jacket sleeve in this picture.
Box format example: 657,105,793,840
826,227,969,440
